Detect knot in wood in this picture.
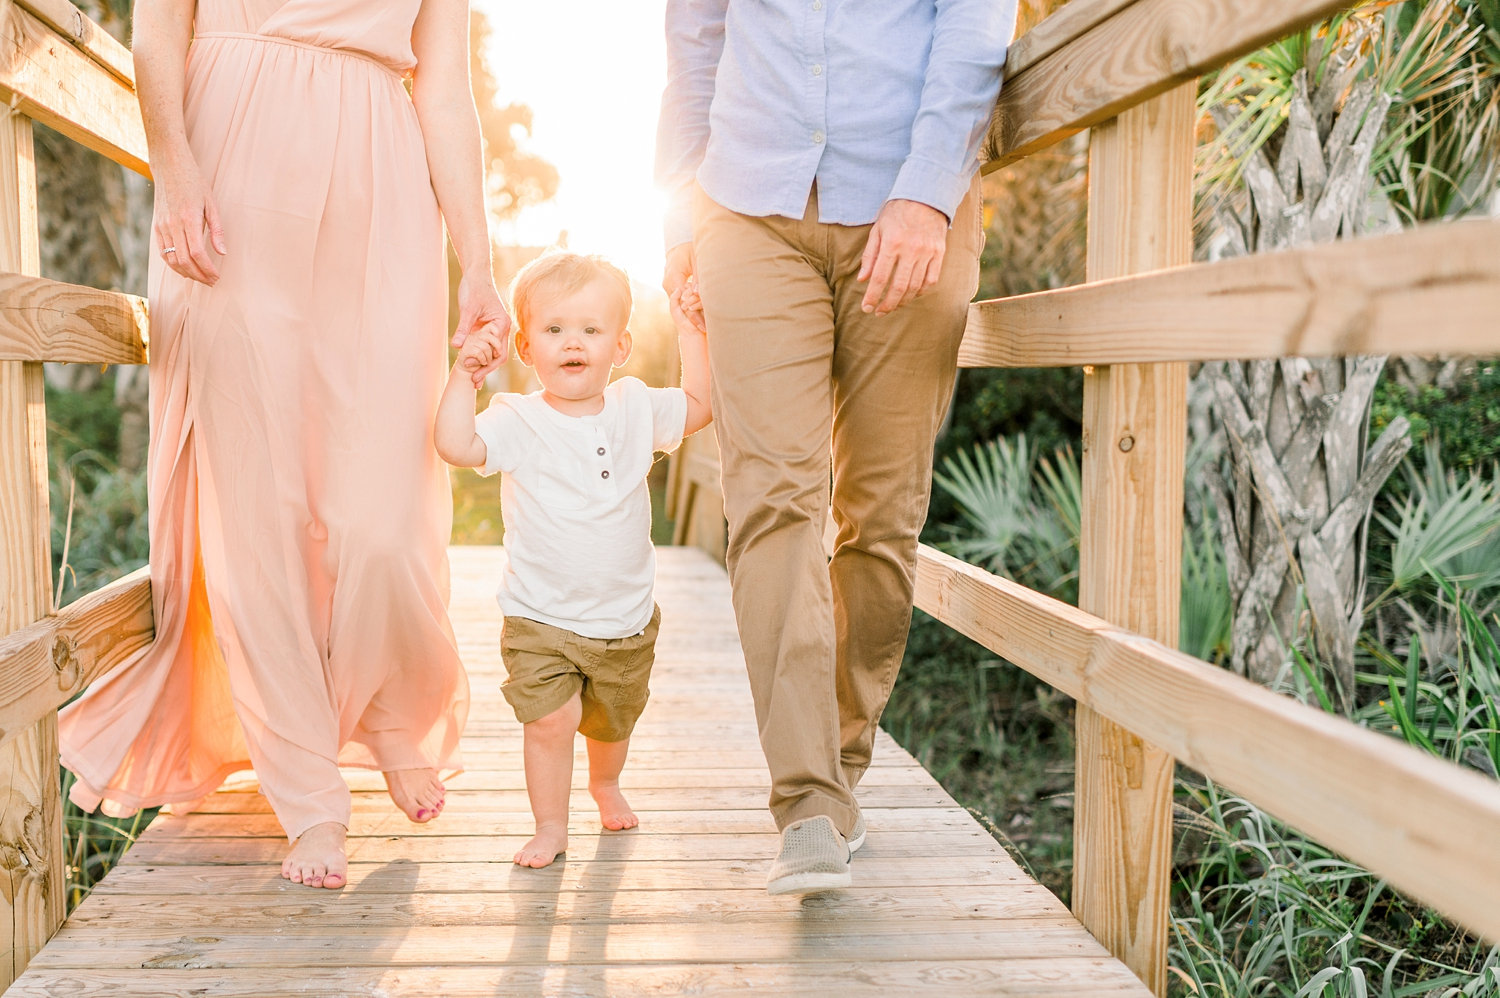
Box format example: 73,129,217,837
1118,434,1135,453
52,634,80,688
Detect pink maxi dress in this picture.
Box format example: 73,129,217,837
59,0,469,842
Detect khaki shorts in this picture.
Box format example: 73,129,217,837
500,606,660,743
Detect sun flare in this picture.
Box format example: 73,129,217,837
476,0,669,289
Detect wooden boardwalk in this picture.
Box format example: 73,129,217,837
8,547,1149,997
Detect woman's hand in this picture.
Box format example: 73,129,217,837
153,161,227,285
452,274,512,387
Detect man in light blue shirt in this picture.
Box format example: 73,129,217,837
657,0,1017,896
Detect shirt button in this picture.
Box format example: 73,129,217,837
601,470,610,479
812,130,825,144
812,0,822,8
812,64,823,77
597,447,606,455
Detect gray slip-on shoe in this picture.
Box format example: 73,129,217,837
766,815,851,895
847,811,866,854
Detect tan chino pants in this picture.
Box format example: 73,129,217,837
693,179,983,836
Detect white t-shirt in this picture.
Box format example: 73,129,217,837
473,376,688,639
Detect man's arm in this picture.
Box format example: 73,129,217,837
655,0,729,302
861,0,1018,315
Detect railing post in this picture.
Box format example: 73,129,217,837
1073,82,1195,995
0,106,65,986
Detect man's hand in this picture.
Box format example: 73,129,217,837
663,242,706,333
452,275,512,385
858,199,949,316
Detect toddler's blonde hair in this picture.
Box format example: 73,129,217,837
508,251,633,334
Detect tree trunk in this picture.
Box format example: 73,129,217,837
1204,70,1411,705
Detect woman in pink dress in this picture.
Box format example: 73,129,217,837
58,0,504,889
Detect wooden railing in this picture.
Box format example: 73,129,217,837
0,0,150,988
671,0,1500,994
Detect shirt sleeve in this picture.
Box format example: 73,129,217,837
886,0,1018,219
647,386,690,454
655,0,729,249
473,395,528,478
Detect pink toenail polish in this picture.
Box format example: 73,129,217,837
416,809,429,820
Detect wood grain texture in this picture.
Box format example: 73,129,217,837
0,271,148,363
7,960,1152,998
0,107,64,989
982,0,1352,170
0,568,151,746
913,542,1500,944
1003,0,1138,78
9,547,1151,996
959,218,1500,368
0,1,147,174
1070,83,1195,995
14,0,130,83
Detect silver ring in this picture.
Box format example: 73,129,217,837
162,246,177,255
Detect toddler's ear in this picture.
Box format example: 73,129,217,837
514,328,534,368
613,328,634,367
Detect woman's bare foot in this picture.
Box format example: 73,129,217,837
590,781,638,831
514,822,568,868
161,795,208,817
282,822,347,889
383,767,445,822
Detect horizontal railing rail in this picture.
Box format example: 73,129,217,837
914,544,1500,942
0,0,147,174
0,568,151,749
960,218,1500,368
982,0,1354,169
0,272,149,364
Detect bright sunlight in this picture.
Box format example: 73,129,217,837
475,0,669,286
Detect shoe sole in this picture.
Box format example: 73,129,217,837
766,869,852,896
847,828,866,854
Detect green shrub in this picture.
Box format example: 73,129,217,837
1371,365,1500,476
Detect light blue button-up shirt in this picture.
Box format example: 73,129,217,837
656,0,1017,248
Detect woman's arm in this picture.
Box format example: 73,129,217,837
135,0,227,285
410,0,511,368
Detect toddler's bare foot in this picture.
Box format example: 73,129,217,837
282,822,347,889
590,781,638,831
383,767,445,822
514,822,568,868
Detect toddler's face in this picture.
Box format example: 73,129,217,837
517,278,632,403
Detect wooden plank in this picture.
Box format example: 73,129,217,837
0,567,151,745
143,806,972,839
1003,0,1138,77
27,919,1107,968
0,107,63,989
67,883,1072,928
913,543,1500,944
959,217,1500,368
114,828,996,866
7,959,1153,997
90,855,1038,896
982,0,1352,169
0,1,147,175
14,0,131,84
1070,83,1194,995
179,784,957,815
0,272,148,364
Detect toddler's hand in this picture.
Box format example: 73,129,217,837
458,324,507,386
670,277,706,336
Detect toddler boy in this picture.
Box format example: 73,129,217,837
434,252,711,867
